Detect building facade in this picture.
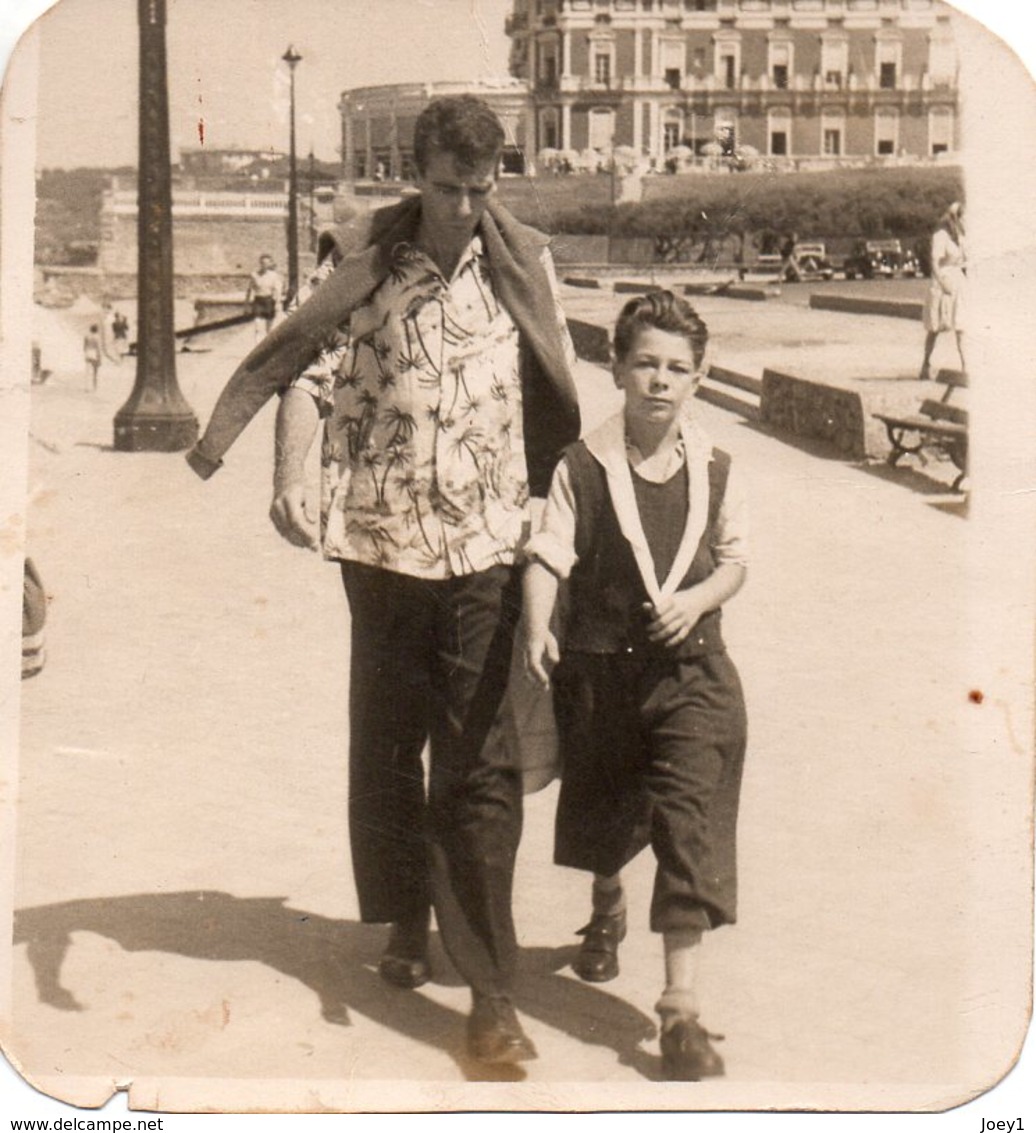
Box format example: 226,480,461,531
339,79,533,181
509,0,958,165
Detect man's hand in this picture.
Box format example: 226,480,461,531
644,591,707,649
270,483,319,550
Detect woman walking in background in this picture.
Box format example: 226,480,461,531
920,201,966,380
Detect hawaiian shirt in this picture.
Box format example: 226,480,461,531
293,236,571,579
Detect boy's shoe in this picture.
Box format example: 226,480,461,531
467,995,538,1064
659,1017,725,1081
572,909,627,983
378,916,431,989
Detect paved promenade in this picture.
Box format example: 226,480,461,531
4,289,1032,1114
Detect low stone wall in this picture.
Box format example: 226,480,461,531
761,368,867,459
38,268,256,306
809,293,923,321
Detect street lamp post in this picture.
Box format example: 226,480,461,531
282,45,302,304
114,0,197,452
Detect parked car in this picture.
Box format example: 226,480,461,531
791,242,836,281
842,239,921,280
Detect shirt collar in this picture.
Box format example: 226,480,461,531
391,234,485,280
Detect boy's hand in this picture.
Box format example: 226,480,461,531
644,592,707,649
523,625,559,688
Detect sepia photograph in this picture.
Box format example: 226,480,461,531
1,0,1033,1119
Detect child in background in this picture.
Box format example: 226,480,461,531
522,290,749,1081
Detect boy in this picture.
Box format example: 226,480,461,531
522,290,748,1081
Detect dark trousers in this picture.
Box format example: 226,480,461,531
341,561,523,998
553,649,747,934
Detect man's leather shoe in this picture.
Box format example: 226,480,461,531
572,909,627,983
467,996,538,1064
378,918,430,990
659,1017,725,1081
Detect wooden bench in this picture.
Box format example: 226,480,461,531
873,369,969,490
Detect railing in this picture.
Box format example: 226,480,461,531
105,190,290,218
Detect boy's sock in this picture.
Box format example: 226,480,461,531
591,872,626,918
656,928,704,1026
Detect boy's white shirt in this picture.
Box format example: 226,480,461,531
526,409,748,605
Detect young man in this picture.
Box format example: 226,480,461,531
187,96,579,1064
245,253,284,341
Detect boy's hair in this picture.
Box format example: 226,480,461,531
413,96,506,176
613,290,709,368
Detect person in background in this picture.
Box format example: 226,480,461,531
522,291,748,1082
83,324,102,390
245,253,285,341
920,201,966,380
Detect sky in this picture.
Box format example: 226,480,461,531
0,0,1032,170
3,0,515,168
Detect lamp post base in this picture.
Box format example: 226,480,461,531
114,408,199,453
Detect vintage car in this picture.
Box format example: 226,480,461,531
842,239,921,280
791,242,836,281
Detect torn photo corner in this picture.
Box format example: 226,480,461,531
1,0,1034,1118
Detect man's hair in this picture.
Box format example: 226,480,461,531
613,290,709,367
413,95,505,175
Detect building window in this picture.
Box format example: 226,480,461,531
929,107,954,155
769,40,792,89
823,128,842,156
875,108,898,156
588,107,615,151
928,36,956,85
691,47,707,71
722,54,737,89
768,108,791,156
663,120,681,151
821,37,848,89
661,38,684,88
687,0,717,8
594,53,612,86
879,62,897,89
539,45,557,84
540,110,559,150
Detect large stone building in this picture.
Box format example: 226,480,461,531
338,0,958,177
339,79,533,181
510,0,958,164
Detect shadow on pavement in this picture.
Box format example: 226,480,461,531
855,458,967,506
518,945,660,1081
13,890,659,1082
737,420,854,463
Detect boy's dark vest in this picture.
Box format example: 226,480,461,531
563,440,732,659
